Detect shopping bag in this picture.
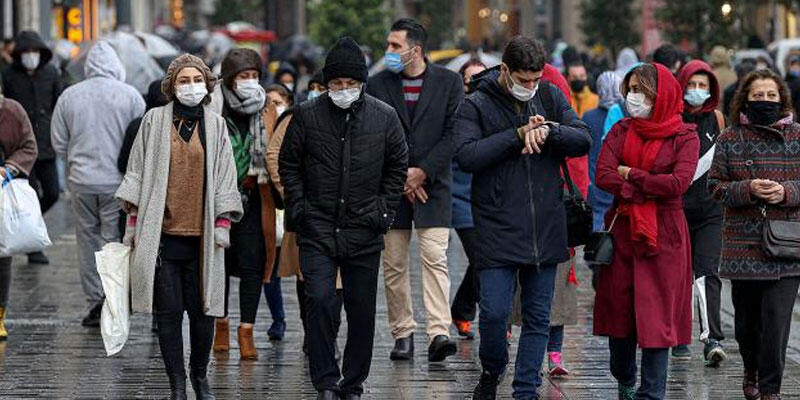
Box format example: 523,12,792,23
96,242,131,356
0,173,52,256
276,209,285,244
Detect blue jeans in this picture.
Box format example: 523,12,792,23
548,325,564,353
263,248,285,323
478,264,556,399
609,337,669,400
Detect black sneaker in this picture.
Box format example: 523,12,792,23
473,370,501,400
671,344,691,359
27,251,49,265
703,339,727,368
81,301,103,327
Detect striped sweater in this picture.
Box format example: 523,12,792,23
708,116,800,280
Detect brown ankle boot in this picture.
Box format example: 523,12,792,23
743,370,760,400
213,318,229,352
0,307,7,340
238,325,258,360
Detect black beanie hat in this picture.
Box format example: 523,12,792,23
309,71,325,88
221,48,262,89
323,37,367,84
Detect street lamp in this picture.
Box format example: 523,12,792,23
721,2,732,17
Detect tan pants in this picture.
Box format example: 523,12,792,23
382,228,451,342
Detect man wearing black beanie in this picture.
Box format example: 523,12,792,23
279,36,408,400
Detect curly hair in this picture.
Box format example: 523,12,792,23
620,63,658,102
729,69,793,125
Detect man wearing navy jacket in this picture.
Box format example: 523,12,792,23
454,36,591,399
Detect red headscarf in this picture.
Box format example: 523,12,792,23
621,63,687,249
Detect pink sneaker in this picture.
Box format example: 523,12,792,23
548,351,570,377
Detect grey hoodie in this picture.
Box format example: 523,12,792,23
51,41,145,194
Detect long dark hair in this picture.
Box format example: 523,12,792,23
730,69,793,125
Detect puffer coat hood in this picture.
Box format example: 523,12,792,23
11,30,52,70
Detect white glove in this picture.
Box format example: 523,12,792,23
214,226,230,248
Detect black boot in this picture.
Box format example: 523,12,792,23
169,375,187,400
190,373,215,400
316,390,338,400
472,370,501,400
428,335,457,362
390,333,414,360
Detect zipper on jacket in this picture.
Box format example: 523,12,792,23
525,157,540,265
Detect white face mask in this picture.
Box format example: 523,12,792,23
234,79,262,99
626,92,652,119
505,68,537,102
176,83,208,107
329,86,361,109
283,82,294,92
21,51,40,71
276,105,287,116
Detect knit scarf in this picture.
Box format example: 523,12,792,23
621,63,687,250
222,85,269,183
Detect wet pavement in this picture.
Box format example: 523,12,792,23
1,197,800,399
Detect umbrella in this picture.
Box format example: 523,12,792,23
65,31,164,94
445,51,501,72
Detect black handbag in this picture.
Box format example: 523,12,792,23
583,212,619,265
561,161,593,247
739,130,800,261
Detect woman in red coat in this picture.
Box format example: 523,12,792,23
593,63,699,400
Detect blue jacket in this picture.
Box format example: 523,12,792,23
451,162,473,229
582,105,615,231
454,69,591,268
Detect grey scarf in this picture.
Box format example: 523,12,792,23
222,85,269,183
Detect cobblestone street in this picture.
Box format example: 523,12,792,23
1,198,799,399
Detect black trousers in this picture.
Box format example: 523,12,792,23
297,278,343,342
299,246,380,396
731,277,800,395
29,159,59,214
687,214,724,342
223,186,267,324
609,337,669,400
451,228,479,322
154,237,214,383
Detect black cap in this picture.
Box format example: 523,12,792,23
323,37,367,84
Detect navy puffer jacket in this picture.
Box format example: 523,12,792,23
454,69,591,268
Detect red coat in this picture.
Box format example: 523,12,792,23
592,120,699,348
543,63,590,197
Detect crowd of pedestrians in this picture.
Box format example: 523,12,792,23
1,17,799,400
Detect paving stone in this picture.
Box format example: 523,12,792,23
0,198,799,399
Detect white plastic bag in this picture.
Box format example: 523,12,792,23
0,177,52,256
96,242,131,356
276,209,285,243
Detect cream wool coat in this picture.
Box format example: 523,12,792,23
116,103,243,317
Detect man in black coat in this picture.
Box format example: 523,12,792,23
366,18,464,363
2,30,63,265
454,36,591,399
279,37,408,400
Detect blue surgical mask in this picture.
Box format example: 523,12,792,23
684,89,711,107
307,90,322,100
384,48,413,73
